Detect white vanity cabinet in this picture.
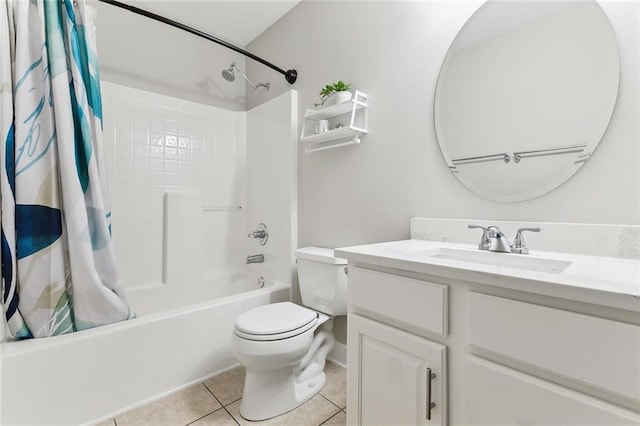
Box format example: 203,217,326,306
465,357,639,425
465,357,640,426
347,267,448,426
466,292,640,425
339,242,640,426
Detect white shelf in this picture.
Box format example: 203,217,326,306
300,90,368,153
306,138,362,153
300,126,366,144
305,101,366,120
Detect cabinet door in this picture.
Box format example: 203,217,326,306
466,356,640,425
347,314,447,426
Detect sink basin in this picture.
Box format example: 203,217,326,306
412,247,572,274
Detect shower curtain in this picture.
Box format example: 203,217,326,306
0,0,133,339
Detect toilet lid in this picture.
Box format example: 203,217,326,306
235,302,318,336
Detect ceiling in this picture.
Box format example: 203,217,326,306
121,0,301,46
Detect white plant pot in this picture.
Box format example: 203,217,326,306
323,91,352,107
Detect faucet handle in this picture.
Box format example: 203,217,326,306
248,223,269,246
468,225,490,250
511,227,541,254
248,230,266,239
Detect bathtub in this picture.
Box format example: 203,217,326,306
0,279,290,425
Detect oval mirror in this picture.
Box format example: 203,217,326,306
434,0,619,202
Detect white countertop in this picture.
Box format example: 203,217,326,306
335,239,640,312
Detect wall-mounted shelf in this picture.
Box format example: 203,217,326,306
300,90,368,153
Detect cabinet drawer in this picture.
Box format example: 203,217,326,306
468,292,640,401
466,356,640,425
349,267,447,336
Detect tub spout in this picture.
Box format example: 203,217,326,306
246,254,264,264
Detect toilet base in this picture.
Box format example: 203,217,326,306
239,366,327,421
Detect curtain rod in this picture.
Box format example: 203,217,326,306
96,0,298,84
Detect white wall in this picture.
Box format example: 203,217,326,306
246,0,639,343
247,0,639,247
94,0,248,110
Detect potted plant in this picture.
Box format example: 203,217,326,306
315,80,352,107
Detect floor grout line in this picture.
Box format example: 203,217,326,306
184,406,224,426
202,380,241,426
202,381,215,397
202,381,223,406
316,394,344,426
319,393,344,412
224,396,242,407
224,404,242,426
317,409,344,426
180,382,229,426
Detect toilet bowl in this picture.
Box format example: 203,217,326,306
231,247,347,421
232,302,334,420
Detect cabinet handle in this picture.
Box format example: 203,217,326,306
426,368,436,420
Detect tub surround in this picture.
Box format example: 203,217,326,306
101,81,248,292
338,220,640,424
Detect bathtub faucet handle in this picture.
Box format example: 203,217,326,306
248,230,266,239
248,223,269,246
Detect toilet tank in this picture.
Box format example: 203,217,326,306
296,247,348,316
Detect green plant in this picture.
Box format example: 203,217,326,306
315,80,351,107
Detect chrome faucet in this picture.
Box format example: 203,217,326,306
511,227,541,254
246,254,264,264
486,226,512,253
469,224,542,254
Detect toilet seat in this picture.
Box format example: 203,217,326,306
234,302,319,341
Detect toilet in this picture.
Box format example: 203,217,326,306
231,246,348,421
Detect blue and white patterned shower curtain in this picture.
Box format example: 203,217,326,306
0,0,133,338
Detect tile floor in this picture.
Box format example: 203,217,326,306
95,361,346,426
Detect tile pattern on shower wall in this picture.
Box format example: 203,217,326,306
101,82,245,288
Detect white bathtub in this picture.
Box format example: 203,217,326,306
0,279,290,425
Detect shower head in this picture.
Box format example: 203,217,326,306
221,62,270,91
221,64,236,82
